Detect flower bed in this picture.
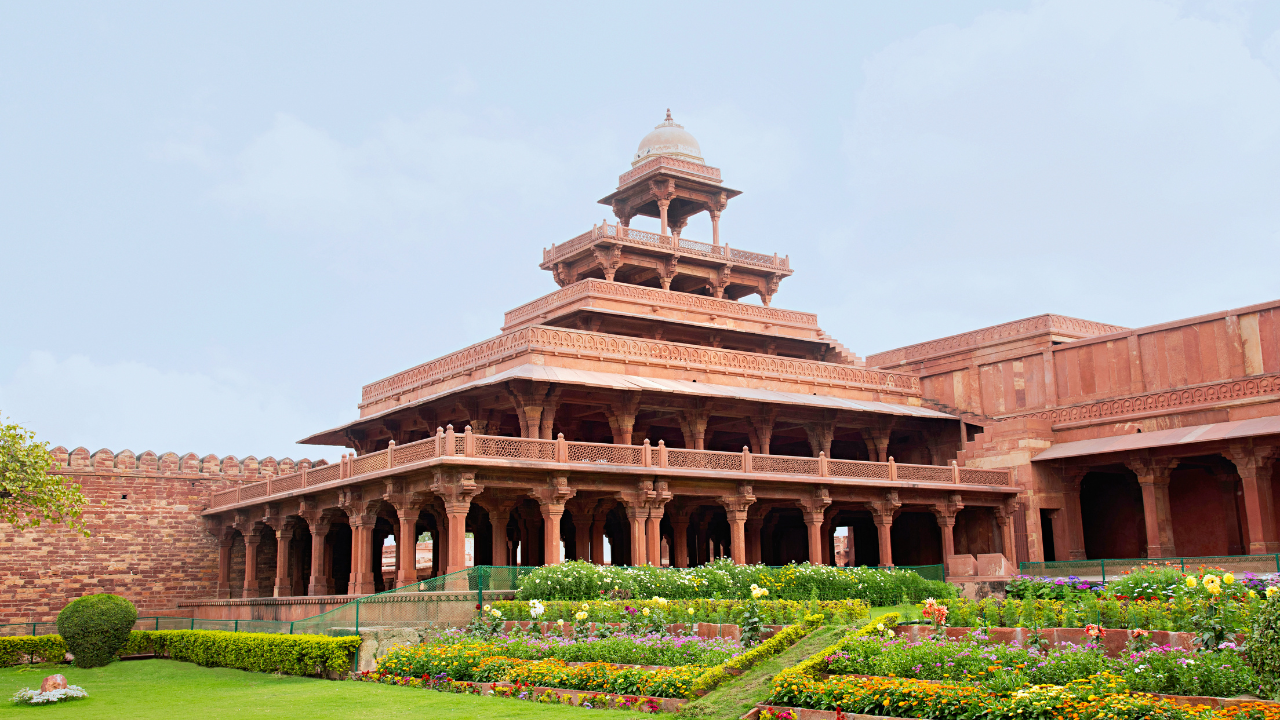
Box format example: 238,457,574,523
822,630,1261,698
515,559,953,605
355,672,685,713
428,628,743,667
938,594,1258,635
489,597,870,626
1008,564,1272,604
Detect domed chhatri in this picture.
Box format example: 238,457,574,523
633,109,705,167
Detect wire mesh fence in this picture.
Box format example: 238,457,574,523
1019,554,1280,581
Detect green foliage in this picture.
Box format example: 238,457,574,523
144,630,360,676
1246,594,1280,697
489,597,869,625
938,595,1254,634
690,612,822,695
56,592,138,668
514,559,952,605
0,414,88,535
0,634,67,666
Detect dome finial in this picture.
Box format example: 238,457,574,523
665,108,672,123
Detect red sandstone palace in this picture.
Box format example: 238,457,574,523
4,112,1280,622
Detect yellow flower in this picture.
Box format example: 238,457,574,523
1249,590,1258,599
1224,573,1235,585
642,607,651,616
1208,586,1223,596
688,608,696,616
1267,587,1278,599
1186,576,1198,588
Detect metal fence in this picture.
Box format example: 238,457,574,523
0,563,944,638
1018,554,1280,581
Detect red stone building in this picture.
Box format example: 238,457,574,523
3,112,1278,621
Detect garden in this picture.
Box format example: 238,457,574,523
12,560,1280,720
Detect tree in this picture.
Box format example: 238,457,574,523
0,414,88,536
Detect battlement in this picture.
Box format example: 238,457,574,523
49,446,326,479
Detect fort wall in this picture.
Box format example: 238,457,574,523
0,447,319,624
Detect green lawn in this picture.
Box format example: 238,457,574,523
869,604,921,622
0,660,648,720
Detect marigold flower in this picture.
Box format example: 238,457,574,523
1186,576,1198,588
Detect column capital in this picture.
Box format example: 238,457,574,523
866,489,901,519
529,474,576,507
430,468,484,506
932,492,964,524
797,487,831,516
1125,454,1178,484
1229,441,1277,475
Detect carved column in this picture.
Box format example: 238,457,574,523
1060,467,1088,560
396,507,420,587
748,407,777,455
670,505,694,569
679,407,711,451
646,499,670,567
720,487,754,566
572,511,592,561
932,494,963,576
819,519,833,565
590,501,613,565
348,513,378,595
479,497,518,568
745,510,765,566
861,420,893,462
241,530,262,598
868,491,901,568
995,498,1019,565
803,411,837,459
308,518,332,596
430,470,483,579
1126,456,1177,559
271,519,297,598
210,526,233,599
506,380,561,439
1230,443,1279,554
606,392,642,446
624,502,647,566
799,488,831,566
530,475,575,566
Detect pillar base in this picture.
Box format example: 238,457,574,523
215,584,231,600
1249,541,1280,554
307,580,331,596
1069,550,1087,561
273,582,291,598
241,588,260,599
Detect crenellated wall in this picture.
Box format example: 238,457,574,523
0,447,322,624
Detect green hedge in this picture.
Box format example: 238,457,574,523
515,559,955,605
690,613,824,694
135,630,361,676
0,634,68,666
3,630,360,677
56,592,137,668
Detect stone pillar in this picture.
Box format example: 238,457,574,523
445,503,469,575
397,509,419,587
572,512,592,561
726,508,748,565
658,198,670,236
273,521,294,598
540,501,566,565
590,512,607,565
819,519,833,565
308,520,331,596
671,515,690,568
489,508,510,567
745,518,763,565
242,532,261,599
1230,444,1279,554
995,501,1018,566
1060,469,1088,560
350,515,377,595
622,502,647,566
216,536,233,599
872,513,894,567
1127,457,1176,559
804,512,824,565
645,503,667,567
935,511,957,574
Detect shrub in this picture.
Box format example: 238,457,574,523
490,597,869,625
1247,594,1280,697
147,630,360,676
0,634,68,667
515,560,953,604
56,593,137,668
690,612,823,695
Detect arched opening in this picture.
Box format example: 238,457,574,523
1080,468,1145,559
326,512,353,596
889,511,942,566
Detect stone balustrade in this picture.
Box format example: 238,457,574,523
207,426,1012,510
541,221,788,271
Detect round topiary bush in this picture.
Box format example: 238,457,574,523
56,593,137,668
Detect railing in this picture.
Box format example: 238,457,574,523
1018,554,1280,581
208,426,1014,510
618,155,722,186
542,221,789,272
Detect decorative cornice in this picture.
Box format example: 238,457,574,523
359,326,921,407
502,279,818,331
619,155,722,187
998,372,1280,427
867,314,1127,368
541,222,789,272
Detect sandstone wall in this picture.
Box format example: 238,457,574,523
0,446,319,624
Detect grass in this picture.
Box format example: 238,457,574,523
0,659,649,720
675,625,843,720
870,604,922,622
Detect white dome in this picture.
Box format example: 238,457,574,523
632,110,704,167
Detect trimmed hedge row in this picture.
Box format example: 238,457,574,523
0,634,68,666
690,613,824,695
2,630,360,677
489,598,870,625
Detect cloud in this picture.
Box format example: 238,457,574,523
825,0,1280,350
0,352,335,462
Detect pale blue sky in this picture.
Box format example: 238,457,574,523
3,1,1279,462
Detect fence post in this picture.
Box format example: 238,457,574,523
444,425,456,456
1181,559,1186,573
742,446,751,473
387,440,395,469
1100,559,1106,582
290,622,294,635
477,566,487,609
355,599,360,634
643,439,651,468
234,620,239,633
556,433,567,463
658,440,668,468
888,456,897,483
818,452,827,477
464,426,475,457
190,618,194,630
155,618,160,631
952,460,960,484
